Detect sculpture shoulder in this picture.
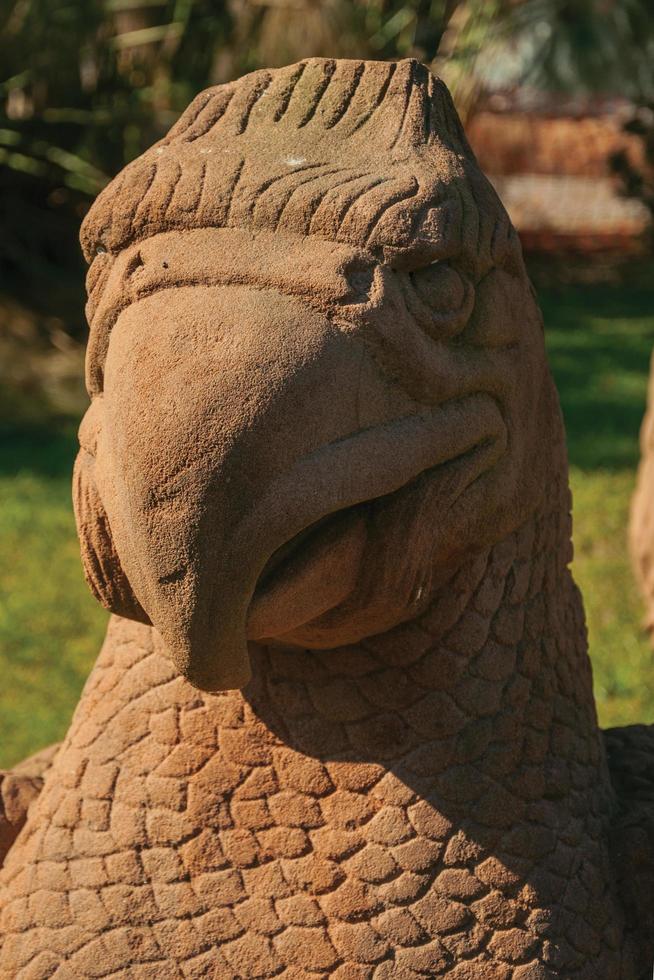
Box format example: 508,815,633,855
0,741,61,865
604,723,654,807
603,724,654,955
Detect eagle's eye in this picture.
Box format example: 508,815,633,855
404,261,474,340
412,262,466,310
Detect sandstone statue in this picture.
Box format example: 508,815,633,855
631,354,654,644
1,58,653,979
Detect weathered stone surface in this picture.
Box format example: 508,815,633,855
0,57,652,978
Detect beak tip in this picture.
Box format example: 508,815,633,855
168,640,253,693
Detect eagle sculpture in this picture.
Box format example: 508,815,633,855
1,59,653,979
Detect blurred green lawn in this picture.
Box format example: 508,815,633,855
1,283,654,767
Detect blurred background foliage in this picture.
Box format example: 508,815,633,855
3,0,654,358
3,0,654,763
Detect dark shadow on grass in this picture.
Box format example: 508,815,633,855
0,423,80,479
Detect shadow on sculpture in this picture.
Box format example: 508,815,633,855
0,58,652,979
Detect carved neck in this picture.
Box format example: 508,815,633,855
243,486,610,833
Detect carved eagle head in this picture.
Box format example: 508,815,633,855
74,59,563,691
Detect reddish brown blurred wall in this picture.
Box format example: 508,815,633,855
468,105,643,178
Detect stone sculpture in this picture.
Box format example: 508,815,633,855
631,355,654,639
1,58,653,979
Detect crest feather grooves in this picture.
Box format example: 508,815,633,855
80,59,485,266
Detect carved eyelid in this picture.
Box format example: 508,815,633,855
400,262,475,339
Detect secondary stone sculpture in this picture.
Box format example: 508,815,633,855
631,354,654,639
1,58,653,979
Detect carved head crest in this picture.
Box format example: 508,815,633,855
74,59,562,690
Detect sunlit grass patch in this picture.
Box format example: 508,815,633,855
570,467,653,728
0,428,107,766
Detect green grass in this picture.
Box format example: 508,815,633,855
0,427,108,765
1,283,654,766
542,284,654,730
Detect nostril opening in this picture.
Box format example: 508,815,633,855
162,261,169,269
343,258,374,303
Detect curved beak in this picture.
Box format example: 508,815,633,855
90,280,416,690
84,233,506,692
